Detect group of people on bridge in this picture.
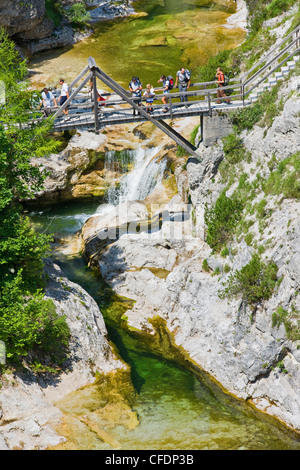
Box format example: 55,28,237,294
41,78,70,119
128,67,192,116
38,64,230,120
128,66,230,116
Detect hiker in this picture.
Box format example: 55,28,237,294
41,87,57,117
58,78,70,117
215,67,231,104
143,84,155,114
175,67,191,106
157,75,171,113
129,76,142,116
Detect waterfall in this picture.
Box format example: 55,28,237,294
105,145,167,205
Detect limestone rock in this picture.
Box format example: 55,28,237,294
0,260,124,450
0,0,45,36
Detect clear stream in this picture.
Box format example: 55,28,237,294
28,0,300,450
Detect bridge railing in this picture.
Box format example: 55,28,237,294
32,25,300,125
241,24,300,85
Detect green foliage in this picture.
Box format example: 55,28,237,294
232,103,264,132
195,49,235,84
176,145,189,157
220,247,229,258
272,305,300,341
202,258,210,272
204,191,244,251
262,153,300,199
223,134,252,164
219,254,279,306
245,0,298,33
65,2,91,28
190,125,200,146
45,0,63,27
0,30,70,367
0,273,70,362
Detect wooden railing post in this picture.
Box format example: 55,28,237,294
92,69,99,133
208,92,212,117
241,82,245,106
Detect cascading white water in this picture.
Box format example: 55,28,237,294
105,144,167,205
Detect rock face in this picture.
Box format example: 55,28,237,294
0,1,136,56
0,0,45,36
79,66,300,434
88,0,135,21
0,260,124,450
29,130,115,205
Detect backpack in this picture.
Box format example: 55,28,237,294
167,75,174,90
185,69,191,81
224,74,229,86
129,77,142,88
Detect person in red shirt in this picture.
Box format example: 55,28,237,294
216,67,230,104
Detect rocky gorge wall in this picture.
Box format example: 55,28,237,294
72,12,300,435
0,0,135,56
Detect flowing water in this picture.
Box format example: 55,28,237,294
27,0,300,451
105,145,167,205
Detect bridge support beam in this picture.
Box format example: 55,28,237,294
201,110,233,147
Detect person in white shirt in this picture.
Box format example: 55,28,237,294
58,78,69,117
129,76,142,116
41,87,57,117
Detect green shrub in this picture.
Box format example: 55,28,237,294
220,247,229,258
65,2,91,27
0,30,70,368
232,103,264,132
219,254,278,306
202,259,210,272
195,49,235,84
190,125,200,146
0,272,70,363
204,191,244,251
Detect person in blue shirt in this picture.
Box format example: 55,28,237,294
41,87,57,116
157,75,170,113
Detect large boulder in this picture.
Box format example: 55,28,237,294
0,0,45,36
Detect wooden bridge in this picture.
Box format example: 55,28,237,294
36,25,299,161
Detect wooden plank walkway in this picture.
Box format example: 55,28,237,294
50,96,250,133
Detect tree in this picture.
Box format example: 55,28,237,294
0,29,70,367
